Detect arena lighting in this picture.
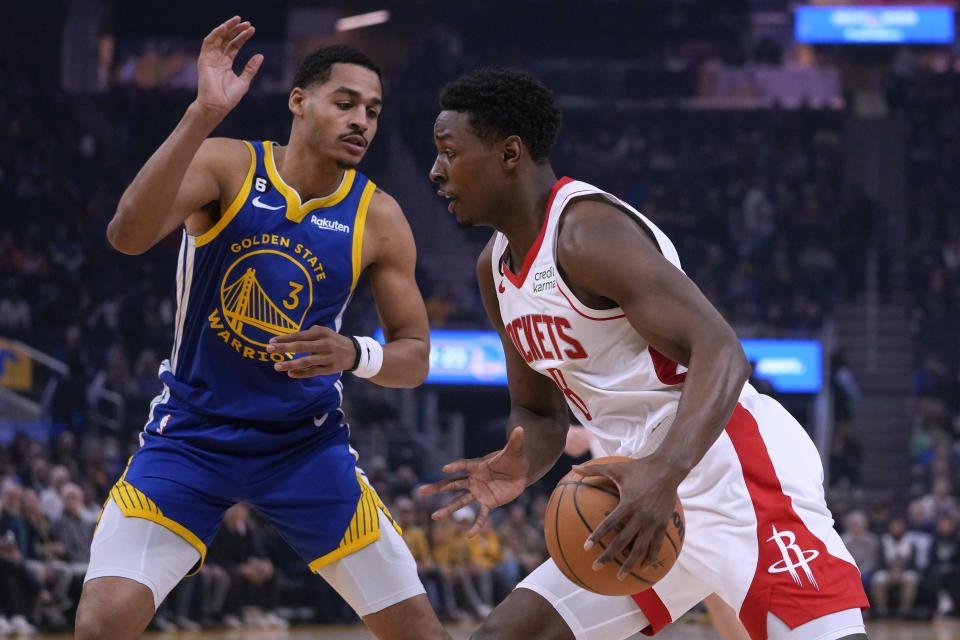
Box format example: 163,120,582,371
336,10,390,31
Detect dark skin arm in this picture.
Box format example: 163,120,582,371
559,197,751,578
419,236,569,536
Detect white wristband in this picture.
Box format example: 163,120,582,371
351,336,384,378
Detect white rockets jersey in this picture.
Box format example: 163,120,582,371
492,177,756,458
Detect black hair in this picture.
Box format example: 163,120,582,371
292,45,382,90
439,67,561,164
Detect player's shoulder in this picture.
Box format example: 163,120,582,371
362,186,414,263
367,185,403,219
364,186,409,236
196,137,254,173
558,196,633,249
557,196,659,271
476,233,499,282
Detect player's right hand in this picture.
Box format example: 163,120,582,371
194,16,264,119
419,427,529,537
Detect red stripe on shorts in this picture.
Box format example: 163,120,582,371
726,404,868,640
632,589,672,636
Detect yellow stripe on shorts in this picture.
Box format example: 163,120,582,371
107,476,208,576
308,470,401,573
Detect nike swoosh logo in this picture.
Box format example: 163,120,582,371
252,196,284,210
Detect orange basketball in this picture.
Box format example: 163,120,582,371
543,456,685,596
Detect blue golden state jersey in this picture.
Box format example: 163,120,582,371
156,140,376,425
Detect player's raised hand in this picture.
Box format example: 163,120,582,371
572,456,683,578
267,326,357,378
420,427,529,537
194,16,264,118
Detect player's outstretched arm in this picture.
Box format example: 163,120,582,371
107,16,263,255
561,198,751,577
419,236,569,536
268,190,430,386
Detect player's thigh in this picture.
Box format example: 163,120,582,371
83,499,201,610
767,609,866,640
492,558,651,640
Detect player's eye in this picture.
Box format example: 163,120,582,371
367,109,380,120
337,102,352,110
444,149,455,158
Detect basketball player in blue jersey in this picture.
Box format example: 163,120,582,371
73,17,449,640
422,69,869,640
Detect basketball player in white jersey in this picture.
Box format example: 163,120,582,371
422,68,869,640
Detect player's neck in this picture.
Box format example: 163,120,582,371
272,140,346,201
500,165,558,267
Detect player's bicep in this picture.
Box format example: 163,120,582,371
365,193,429,343
559,205,739,368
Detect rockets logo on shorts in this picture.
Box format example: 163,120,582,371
767,525,820,589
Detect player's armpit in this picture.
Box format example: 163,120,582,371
360,190,430,387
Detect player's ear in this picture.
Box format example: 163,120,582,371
502,136,522,169
289,87,305,117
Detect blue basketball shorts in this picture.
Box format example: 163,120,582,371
107,398,396,574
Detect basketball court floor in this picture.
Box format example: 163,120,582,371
31,619,960,640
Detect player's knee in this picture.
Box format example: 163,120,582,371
73,607,109,640
471,610,521,640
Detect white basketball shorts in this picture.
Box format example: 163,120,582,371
518,393,868,640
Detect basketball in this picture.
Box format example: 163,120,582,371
544,456,685,596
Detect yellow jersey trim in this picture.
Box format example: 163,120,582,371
263,142,356,222
109,479,207,576
307,470,401,573
351,181,376,290
196,141,256,248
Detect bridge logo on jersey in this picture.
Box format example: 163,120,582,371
766,525,819,589
207,234,328,362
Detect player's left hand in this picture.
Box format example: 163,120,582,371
572,457,684,579
267,326,356,377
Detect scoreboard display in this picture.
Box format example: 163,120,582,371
795,5,955,44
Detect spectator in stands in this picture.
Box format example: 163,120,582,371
927,513,960,618
394,496,459,621
52,482,94,582
207,503,284,630
39,464,69,523
465,518,501,609
920,476,957,523
841,511,879,597
873,516,921,618
431,509,491,619
21,488,71,629
496,502,547,593
0,479,42,635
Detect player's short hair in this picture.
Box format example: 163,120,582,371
439,67,561,164
292,45,382,90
